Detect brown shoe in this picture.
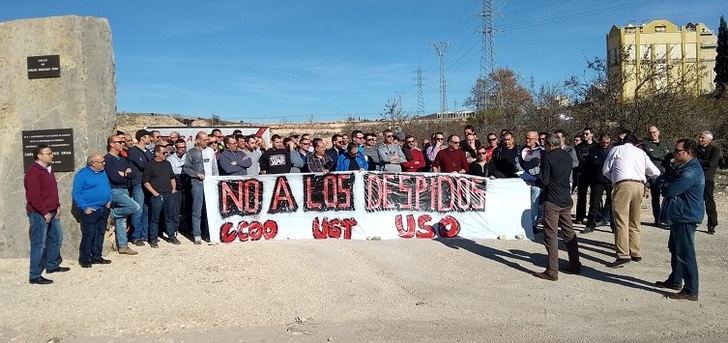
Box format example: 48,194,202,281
532,271,558,281
118,245,138,255
665,291,698,301
655,280,681,290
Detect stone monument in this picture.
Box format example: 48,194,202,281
0,16,116,258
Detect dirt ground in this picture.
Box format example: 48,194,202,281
1,179,727,343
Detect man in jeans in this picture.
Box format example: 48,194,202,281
656,139,705,301
72,153,113,268
143,145,181,247
104,134,140,255
127,129,152,246
24,144,70,284
183,131,218,244
532,134,581,281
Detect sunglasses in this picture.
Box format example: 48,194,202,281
435,137,444,141
450,141,460,144
406,140,415,143
385,135,394,138
478,152,487,155
488,138,497,141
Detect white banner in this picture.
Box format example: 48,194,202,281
203,171,533,243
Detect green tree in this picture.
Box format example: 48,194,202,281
715,15,728,97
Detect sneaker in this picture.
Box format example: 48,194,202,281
149,241,159,248
133,239,145,247
169,237,182,245
118,245,138,255
707,226,716,235
194,236,202,245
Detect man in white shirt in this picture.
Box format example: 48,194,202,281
602,133,661,268
167,139,188,235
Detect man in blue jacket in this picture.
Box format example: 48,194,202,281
656,139,705,301
72,153,113,268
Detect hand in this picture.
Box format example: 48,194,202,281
458,169,466,174
106,202,111,209
153,192,160,197
322,169,329,173
197,174,205,180
260,171,267,175
414,161,420,165
43,213,52,223
84,208,94,215
117,171,125,177
489,176,496,180
231,161,237,165
171,189,177,194
56,207,61,217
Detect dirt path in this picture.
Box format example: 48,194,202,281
1,194,727,342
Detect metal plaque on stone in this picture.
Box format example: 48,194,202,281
22,128,75,172
27,55,61,79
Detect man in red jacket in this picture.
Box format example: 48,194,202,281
402,135,426,172
24,144,69,285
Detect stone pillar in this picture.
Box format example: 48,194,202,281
0,16,116,259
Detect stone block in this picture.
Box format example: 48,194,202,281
0,16,116,259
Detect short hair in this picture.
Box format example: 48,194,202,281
33,144,50,160
383,129,393,135
135,129,150,141
622,133,639,145
195,131,207,141
232,129,242,136
331,133,342,143
502,132,513,139
351,129,363,137
432,131,445,139
246,134,257,142
107,134,120,145
583,127,593,133
346,142,358,151
405,135,414,141
539,131,549,137
554,129,565,136
225,135,237,144
154,145,167,153
234,134,245,140
283,137,292,145
175,139,186,146
312,137,325,148
150,130,160,136
464,124,475,132
598,132,611,140
211,128,222,135
546,133,561,147
487,132,497,138
447,134,458,142
271,134,282,142
701,131,714,141
676,138,698,155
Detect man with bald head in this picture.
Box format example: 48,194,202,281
72,153,113,268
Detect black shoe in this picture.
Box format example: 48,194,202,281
91,258,112,265
631,256,642,262
582,226,595,234
655,280,682,290
79,262,93,268
708,226,716,235
606,258,631,268
133,239,145,246
46,266,70,273
560,263,582,275
169,238,182,245
149,241,159,248
29,276,53,285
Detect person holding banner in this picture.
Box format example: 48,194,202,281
533,134,581,281
337,143,368,171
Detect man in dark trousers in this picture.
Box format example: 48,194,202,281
656,139,704,301
533,134,581,281
72,153,113,268
697,131,721,235
143,145,181,247
24,144,69,284
574,127,595,224
584,133,616,233
643,125,673,225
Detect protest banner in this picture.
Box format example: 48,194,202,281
148,126,271,146
203,171,533,243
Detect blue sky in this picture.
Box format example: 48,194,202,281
1,0,723,123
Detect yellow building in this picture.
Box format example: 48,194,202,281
607,19,717,99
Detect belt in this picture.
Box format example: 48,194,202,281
616,179,643,184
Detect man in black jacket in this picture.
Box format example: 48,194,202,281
490,132,519,178
260,134,292,175
574,127,595,224
697,131,721,234
584,133,615,233
533,133,581,281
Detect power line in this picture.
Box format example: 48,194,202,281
414,66,426,116
431,41,451,116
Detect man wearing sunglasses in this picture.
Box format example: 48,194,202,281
143,145,180,247
377,129,406,172
432,135,468,174
401,135,426,172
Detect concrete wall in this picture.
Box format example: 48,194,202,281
0,16,116,258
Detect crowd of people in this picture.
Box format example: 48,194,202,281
24,124,722,300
